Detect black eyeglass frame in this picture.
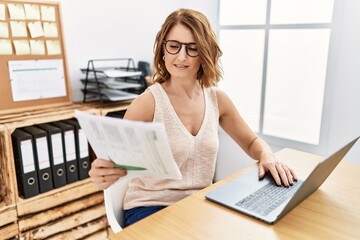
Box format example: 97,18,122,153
162,40,199,57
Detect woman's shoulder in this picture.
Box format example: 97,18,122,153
211,87,234,115
210,86,227,101
123,90,155,122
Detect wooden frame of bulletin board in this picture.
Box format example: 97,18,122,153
0,0,72,115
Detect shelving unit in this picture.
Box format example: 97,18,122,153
0,1,136,238
0,102,132,239
81,58,147,103
0,124,18,239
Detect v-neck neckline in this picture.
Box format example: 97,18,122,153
156,82,207,138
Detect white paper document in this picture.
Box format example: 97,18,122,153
75,110,182,180
10,21,28,37
8,4,26,20
103,69,142,78
8,59,67,101
24,4,41,20
41,6,56,22
0,4,5,21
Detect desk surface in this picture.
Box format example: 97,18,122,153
113,148,360,240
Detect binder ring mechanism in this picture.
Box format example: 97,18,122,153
82,161,89,169
42,173,50,181
27,177,36,186
69,164,76,173
57,168,64,176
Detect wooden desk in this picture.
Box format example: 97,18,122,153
113,148,360,240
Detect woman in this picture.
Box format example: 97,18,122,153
89,8,297,227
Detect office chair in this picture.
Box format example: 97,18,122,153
104,178,130,233
136,61,151,92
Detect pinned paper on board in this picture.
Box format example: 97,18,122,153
0,2,71,113
0,4,6,21
10,21,27,37
46,40,61,55
0,40,12,55
13,40,30,55
9,59,67,102
43,22,58,37
41,6,56,22
24,4,41,20
8,4,26,20
0,22,9,38
28,21,44,38
30,40,45,55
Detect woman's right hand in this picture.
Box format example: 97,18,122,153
88,158,127,190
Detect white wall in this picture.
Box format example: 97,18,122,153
217,0,360,172
325,0,360,163
50,0,359,177
48,0,217,102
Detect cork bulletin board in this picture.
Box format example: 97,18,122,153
0,0,71,114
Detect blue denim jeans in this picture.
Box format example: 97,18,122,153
124,206,166,227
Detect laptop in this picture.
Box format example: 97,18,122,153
205,137,359,224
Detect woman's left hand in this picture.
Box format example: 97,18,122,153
258,152,297,187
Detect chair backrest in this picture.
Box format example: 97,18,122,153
104,178,130,233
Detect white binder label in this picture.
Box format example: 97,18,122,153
79,129,89,158
36,137,50,169
20,139,35,173
51,133,63,165
64,130,76,161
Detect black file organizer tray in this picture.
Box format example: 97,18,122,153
81,58,146,103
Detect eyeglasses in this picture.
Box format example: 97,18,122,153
163,40,199,57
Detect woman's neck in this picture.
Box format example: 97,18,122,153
163,79,201,99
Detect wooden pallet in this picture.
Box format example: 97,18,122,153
0,102,131,239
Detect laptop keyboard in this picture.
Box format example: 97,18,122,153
235,179,303,216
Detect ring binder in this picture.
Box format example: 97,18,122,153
11,129,40,198
63,119,90,180
23,126,54,193
37,123,67,188
51,121,79,184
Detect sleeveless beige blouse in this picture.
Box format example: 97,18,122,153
124,82,219,210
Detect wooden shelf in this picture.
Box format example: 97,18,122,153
0,100,132,239
0,126,17,232
0,222,19,240
95,100,132,116
16,179,100,217
0,204,17,227
2,104,100,130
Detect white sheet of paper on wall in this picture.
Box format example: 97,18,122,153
0,40,12,55
24,4,41,20
8,4,26,20
0,22,9,38
43,22,58,37
46,40,61,55
0,4,6,21
13,40,30,55
41,5,56,22
8,59,67,101
28,21,44,38
10,21,27,37
30,40,45,55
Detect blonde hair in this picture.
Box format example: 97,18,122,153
153,9,222,88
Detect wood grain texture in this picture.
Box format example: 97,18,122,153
18,192,104,231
